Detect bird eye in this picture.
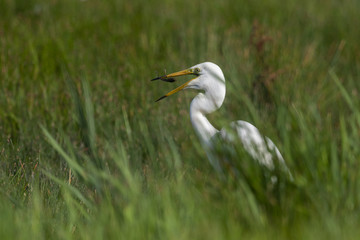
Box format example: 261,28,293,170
194,67,201,73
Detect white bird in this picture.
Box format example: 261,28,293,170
152,62,291,179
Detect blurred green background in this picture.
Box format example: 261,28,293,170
1,0,360,239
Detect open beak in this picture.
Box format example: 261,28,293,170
151,69,198,102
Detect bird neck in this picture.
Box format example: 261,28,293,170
190,90,224,145
189,74,226,145
190,107,218,145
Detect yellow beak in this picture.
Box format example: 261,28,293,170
152,69,198,102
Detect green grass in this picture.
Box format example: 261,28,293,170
1,0,360,239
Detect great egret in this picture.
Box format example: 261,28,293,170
152,62,291,178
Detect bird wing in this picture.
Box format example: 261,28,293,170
219,120,288,172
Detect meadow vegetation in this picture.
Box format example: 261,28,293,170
1,0,360,239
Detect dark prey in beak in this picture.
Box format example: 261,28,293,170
155,95,167,102
151,76,176,82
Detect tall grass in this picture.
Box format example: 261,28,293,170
1,0,360,239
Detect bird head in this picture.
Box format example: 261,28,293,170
151,62,225,102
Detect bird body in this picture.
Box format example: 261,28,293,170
152,62,291,178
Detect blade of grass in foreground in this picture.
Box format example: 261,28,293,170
42,171,93,213
41,126,87,180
